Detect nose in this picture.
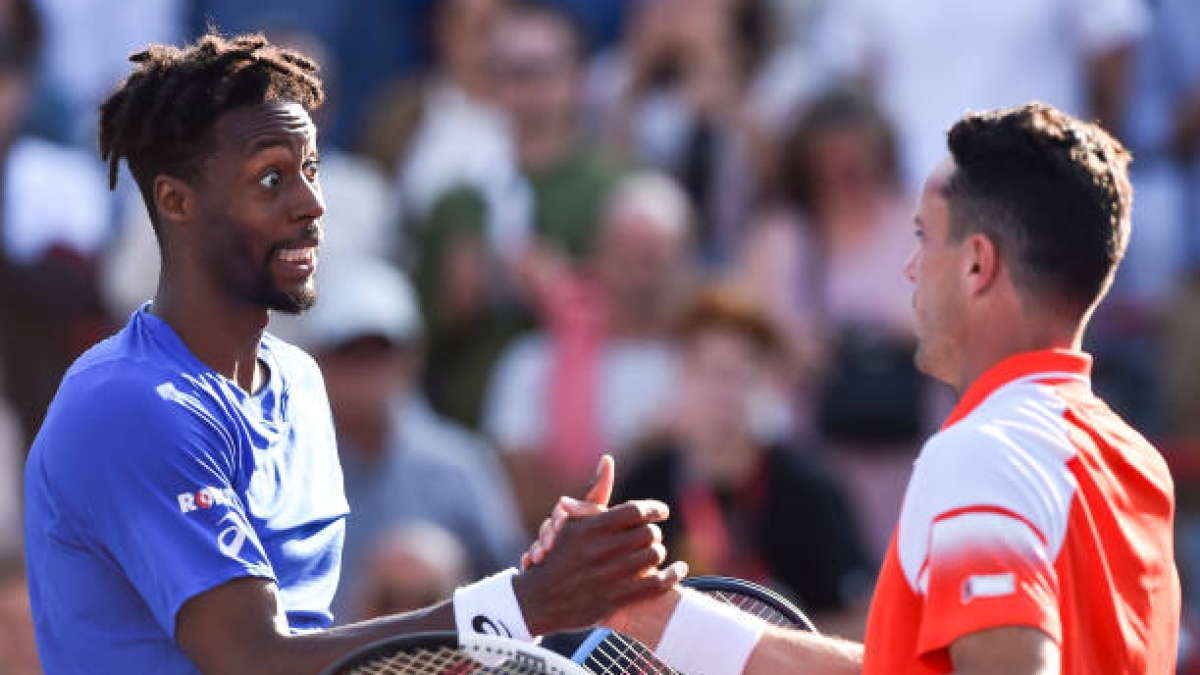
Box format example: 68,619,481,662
904,246,918,282
293,172,325,225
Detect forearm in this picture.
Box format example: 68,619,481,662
746,626,863,675
194,601,456,675
615,588,863,675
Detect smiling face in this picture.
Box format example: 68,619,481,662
906,156,970,385
189,101,325,313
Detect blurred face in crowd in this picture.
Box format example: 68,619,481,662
806,125,891,221
677,327,769,483
435,0,504,94
491,11,580,152
906,157,969,385
318,336,415,452
0,571,39,675
593,208,688,328
353,528,467,621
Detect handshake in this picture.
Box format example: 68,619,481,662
505,455,689,638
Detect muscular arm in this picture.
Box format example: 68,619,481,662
948,626,1059,675
178,499,683,675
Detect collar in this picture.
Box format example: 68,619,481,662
942,349,1092,429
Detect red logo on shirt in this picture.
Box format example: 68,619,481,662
195,490,213,509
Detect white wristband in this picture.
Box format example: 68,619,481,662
453,568,537,643
655,591,765,675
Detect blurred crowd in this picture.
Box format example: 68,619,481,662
3,0,1200,671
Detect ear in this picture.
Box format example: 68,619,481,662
152,174,194,231
965,233,1000,296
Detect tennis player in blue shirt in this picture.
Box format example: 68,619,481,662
23,32,684,675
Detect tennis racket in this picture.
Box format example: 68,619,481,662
322,631,595,675
571,576,814,675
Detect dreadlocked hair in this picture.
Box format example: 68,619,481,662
98,31,323,226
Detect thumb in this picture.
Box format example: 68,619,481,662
582,454,615,507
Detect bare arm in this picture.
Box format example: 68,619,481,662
178,497,683,675
948,626,1059,675
608,587,863,675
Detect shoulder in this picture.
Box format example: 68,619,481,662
262,333,324,385
896,385,1080,585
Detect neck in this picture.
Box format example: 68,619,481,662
956,306,1084,395
151,270,270,393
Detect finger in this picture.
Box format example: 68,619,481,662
581,454,615,507
610,560,689,606
590,522,663,558
593,499,670,532
520,551,532,570
529,540,546,565
558,496,607,519
586,542,669,586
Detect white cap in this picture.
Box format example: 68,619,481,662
297,256,423,351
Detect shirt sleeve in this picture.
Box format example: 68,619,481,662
916,509,1061,657
49,377,274,638
898,423,1075,661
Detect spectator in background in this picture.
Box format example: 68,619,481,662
0,556,38,675
1122,0,1200,440
485,171,690,532
0,1,113,446
733,88,938,559
616,287,872,637
585,0,793,263
415,187,532,431
357,0,531,266
296,256,526,621
348,523,471,622
815,0,1149,191
491,2,624,262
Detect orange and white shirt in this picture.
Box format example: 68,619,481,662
862,349,1179,674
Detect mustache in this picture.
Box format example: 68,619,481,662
269,222,322,255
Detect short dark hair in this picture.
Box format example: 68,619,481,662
98,32,324,229
674,286,784,360
943,102,1132,312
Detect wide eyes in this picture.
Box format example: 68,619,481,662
257,158,319,189
258,169,282,189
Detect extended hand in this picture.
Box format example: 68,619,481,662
513,455,688,635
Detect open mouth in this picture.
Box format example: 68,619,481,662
272,243,319,279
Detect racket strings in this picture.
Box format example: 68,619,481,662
341,645,572,675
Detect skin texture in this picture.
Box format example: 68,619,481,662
157,101,685,675
526,156,1077,675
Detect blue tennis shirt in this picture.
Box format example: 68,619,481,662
24,306,349,674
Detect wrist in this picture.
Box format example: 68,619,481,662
654,590,764,675
453,568,538,643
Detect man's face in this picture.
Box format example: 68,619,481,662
679,328,766,443
491,15,579,139
594,211,685,322
906,157,968,385
190,101,324,314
